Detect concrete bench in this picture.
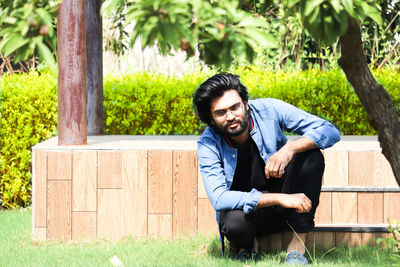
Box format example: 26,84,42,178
32,136,400,248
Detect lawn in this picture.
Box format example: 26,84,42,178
0,208,397,266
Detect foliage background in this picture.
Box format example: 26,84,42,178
1,67,400,208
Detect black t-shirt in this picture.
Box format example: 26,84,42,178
230,136,281,193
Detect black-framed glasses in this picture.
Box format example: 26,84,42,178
212,103,244,120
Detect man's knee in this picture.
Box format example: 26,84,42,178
220,210,254,236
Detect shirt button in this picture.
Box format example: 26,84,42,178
229,175,232,178
232,154,235,158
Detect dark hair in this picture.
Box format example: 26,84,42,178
193,73,249,125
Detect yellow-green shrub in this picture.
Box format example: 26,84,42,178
0,67,399,208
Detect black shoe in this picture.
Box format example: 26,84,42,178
233,249,259,262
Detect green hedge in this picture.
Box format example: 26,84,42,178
0,72,57,208
0,67,399,208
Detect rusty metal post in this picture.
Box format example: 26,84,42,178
86,0,103,135
58,0,87,145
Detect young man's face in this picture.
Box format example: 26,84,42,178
209,89,249,137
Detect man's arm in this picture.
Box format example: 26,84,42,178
265,137,316,178
257,192,312,213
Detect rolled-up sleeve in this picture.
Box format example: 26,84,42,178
271,99,341,149
198,140,262,214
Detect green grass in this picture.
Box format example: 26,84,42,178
0,208,397,266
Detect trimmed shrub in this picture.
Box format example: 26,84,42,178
0,72,57,208
0,67,399,208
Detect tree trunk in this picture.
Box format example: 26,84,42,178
338,19,400,187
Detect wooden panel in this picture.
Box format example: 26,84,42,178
306,232,334,249
335,232,362,247
197,198,218,235
315,192,332,224
349,151,374,186
122,150,148,237
72,212,96,239
34,150,47,227
374,152,397,187
97,189,123,239
260,233,283,252
48,151,72,180
332,193,357,224
33,227,47,241
72,151,97,211
198,166,208,199
358,193,383,224
323,150,348,186
47,181,72,241
173,151,198,236
384,193,400,222
98,151,122,189
148,150,172,214
148,214,172,239
361,233,388,246
282,231,293,249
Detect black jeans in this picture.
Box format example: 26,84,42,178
219,149,324,250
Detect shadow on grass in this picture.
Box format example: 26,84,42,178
205,234,396,266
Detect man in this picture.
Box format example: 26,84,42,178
193,73,340,264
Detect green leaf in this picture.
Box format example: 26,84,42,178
36,8,53,26
36,41,57,72
1,34,29,57
304,0,325,17
243,28,278,49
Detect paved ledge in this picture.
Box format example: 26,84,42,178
33,135,380,151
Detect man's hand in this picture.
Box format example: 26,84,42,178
257,193,312,213
265,137,317,179
278,193,312,213
265,145,294,178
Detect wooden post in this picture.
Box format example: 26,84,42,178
58,0,87,145
86,0,103,135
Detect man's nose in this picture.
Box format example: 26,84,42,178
225,110,235,121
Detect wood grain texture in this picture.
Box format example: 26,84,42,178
148,214,172,239
306,232,334,249
47,181,72,241
148,150,172,214
349,151,374,186
197,198,218,235
374,151,398,186
198,166,208,199
173,151,198,236
361,232,387,245
357,193,383,224
282,231,293,249
72,151,97,211
323,150,349,186
98,151,122,189
332,192,357,224
72,212,96,239
315,192,332,225
335,232,362,247
97,189,123,239
260,233,282,252
384,193,400,222
34,150,47,227
122,150,148,237
47,151,72,180
33,227,47,241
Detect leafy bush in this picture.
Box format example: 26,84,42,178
104,72,208,135
0,67,399,208
0,72,57,208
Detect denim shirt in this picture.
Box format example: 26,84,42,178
197,98,341,222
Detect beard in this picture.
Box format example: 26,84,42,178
213,108,250,137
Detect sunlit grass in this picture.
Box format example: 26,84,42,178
0,208,397,266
